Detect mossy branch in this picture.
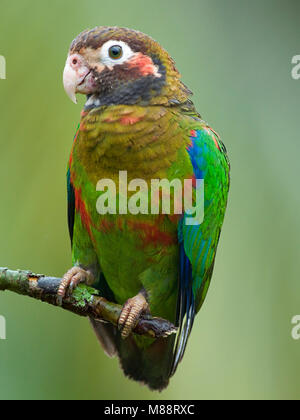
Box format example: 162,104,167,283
0,267,177,339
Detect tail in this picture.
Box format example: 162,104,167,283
90,317,176,391
116,333,176,391
90,274,177,390
89,317,117,358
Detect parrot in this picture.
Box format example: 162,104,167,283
60,26,230,391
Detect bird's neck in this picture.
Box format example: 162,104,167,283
83,66,192,111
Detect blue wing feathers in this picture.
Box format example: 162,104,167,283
171,241,195,375
171,127,228,375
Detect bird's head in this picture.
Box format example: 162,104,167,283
63,26,191,109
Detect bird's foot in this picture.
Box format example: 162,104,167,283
57,266,94,306
118,292,150,339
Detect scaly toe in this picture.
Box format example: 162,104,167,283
118,293,149,339
56,267,93,306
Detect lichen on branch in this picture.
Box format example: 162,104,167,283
0,267,177,339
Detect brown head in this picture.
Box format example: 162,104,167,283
63,26,192,109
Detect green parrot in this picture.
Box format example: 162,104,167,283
60,26,230,390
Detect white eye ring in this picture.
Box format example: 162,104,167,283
100,40,134,66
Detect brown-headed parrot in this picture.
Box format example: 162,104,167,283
60,26,230,390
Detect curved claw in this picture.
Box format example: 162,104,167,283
56,267,94,306
118,293,150,339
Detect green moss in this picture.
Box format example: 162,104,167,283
72,284,98,308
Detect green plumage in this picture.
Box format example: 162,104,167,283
65,26,230,390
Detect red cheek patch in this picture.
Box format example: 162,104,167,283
128,53,159,77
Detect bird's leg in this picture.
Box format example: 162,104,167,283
118,289,150,339
57,266,95,306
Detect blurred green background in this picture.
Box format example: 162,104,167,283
0,0,299,400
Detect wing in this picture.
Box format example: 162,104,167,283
67,126,80,245
67,167,75,244
171,126,230,374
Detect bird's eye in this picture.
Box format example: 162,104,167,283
108,45,123,60
100,40,133,65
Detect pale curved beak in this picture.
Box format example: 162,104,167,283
63,54,91,104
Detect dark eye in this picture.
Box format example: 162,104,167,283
108,45,123,60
